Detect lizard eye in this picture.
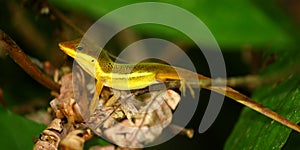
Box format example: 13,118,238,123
76,46,83,51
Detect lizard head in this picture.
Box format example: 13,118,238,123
59,39,100,78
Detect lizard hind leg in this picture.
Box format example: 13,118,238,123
180,79,195,97
156,72,195,97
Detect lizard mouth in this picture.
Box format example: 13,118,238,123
58,39,81,58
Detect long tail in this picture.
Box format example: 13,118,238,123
198,74,300,133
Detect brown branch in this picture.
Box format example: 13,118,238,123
0,88,5,108
0,29,60,92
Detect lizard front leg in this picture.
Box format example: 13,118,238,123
89,80,104,114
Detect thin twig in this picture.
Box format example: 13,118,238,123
0,29,60,91
46,1,85,35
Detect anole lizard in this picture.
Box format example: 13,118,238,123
59,39,300,133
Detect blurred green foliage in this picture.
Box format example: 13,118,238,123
49,0,294,49
225,49,300,149
0,107,45,149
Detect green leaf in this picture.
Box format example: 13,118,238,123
84,136,111,149
0,108,46,150
224,50,300,149
49,0,292,49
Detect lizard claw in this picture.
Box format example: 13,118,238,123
180,80,195,97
